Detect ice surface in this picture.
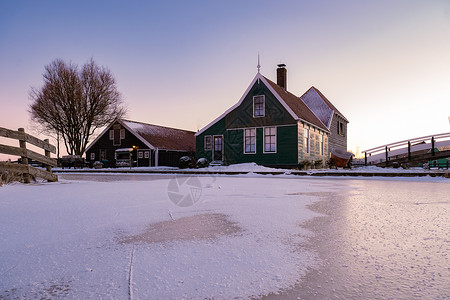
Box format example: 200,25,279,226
0,176,332,299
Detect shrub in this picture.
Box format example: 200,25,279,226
196,158,209,168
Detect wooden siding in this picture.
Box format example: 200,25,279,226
86,121,192,167
298,122,329,163
328,113,348,153
86,122,147,167
223,125,298,166
196,118,227,162
225,79,297,128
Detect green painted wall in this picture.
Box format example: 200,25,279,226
196,117,227,162
226,79,296,128
224,125,298,165
196,78,328,167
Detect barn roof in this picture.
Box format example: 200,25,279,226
121,119,195,151
263,77,329,131
300,86,348,129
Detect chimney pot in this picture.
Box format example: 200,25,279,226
277,64,287,90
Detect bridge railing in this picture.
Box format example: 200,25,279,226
362,132,450,166
0,127,58,183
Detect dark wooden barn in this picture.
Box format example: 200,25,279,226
85,119,195,167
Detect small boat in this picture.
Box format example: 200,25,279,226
330,148,353,168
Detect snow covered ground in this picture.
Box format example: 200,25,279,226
0,174,448,299
54,162,449,175
0,175,335,299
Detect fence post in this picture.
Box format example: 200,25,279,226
44,138,52,174
385,146,389,167
431,137,435,156
408,141,411,161
18,128,30,183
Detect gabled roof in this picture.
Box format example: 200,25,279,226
86,119,195,153
300,87,348,129
263,77,329,131
196,72,329,136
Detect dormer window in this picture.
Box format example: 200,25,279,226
253,95,265,117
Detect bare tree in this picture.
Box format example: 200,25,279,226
29,58,127,156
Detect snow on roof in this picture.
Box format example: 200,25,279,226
121,119,195,151
300,87,334,129
300,87,348,126
263,77,329,131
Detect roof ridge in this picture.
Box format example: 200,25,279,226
306,87,348,122
263,77,329,131
121,119,195,133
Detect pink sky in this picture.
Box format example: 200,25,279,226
1,0,449,161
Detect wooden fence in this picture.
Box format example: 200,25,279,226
0,127,58,183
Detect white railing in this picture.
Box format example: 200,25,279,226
362,132,450,165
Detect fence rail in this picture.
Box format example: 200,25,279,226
362,132,450,167
0,127,58,183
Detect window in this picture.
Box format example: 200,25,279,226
253,95,265,117
244,128,256,153
304,128,310,153
144,151,150,159
100,149,106,160
109,130,114,140
319,132,324,155
204,135,212,150
90,152,95,160
138,151,143,159
337,121,344,136
264,127,276,153
120,129,125,139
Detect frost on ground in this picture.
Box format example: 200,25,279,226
0,176,340,299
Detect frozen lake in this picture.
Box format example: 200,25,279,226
0,175,448,299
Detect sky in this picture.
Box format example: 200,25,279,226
1,0,450,159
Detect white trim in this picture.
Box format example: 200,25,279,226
195,73,301,136
243,128,257,154
212,135,224,161
86,119,155,153
120,120,155,150
259,75,299,121
303,127,310,153
252,95,265,118
204,135,212,150
263,126,277,154
195,74,261,136
194,72,330,137
227,123,296,131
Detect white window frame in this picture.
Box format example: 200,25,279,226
120,129,125,139
138,151,143,159
213,135,224,161
263,127,277,153
253,95,265,118
204,135,212,150
90,152,95,160
304,128,310,153
144,151,150,159
109,130,114,140
244,128,256,154
319,132,324,155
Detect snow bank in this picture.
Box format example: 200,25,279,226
0,176,340,299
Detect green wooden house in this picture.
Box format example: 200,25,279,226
195,64,348,168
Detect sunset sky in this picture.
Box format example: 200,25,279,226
1,0,449,160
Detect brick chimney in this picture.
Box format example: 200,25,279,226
277,64,287,90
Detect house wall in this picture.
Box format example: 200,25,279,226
328,113,348,153
86,122,148,167
298,122,329,164
224,125,298,166
196,80,301,166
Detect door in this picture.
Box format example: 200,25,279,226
213,135,223,161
